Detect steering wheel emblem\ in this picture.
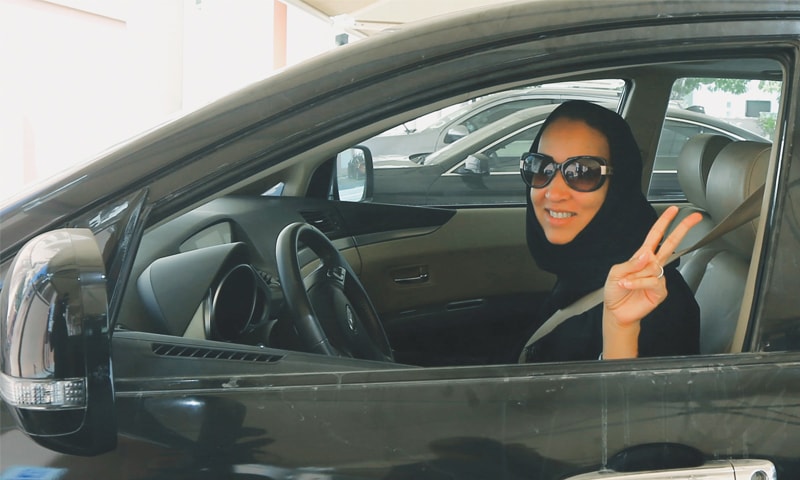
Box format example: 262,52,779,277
345,305,357,332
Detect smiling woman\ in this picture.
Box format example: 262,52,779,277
519,100,702,363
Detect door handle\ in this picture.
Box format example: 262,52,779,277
391,265,429,285
393,272,429,284
565,459,775,480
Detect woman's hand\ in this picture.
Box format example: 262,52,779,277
601,206,703,359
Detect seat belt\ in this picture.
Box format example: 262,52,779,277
518,184,765,363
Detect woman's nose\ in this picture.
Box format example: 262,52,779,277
545,171,571,200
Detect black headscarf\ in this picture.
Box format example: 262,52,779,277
526,100,658,311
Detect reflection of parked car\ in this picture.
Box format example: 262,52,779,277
360,86,622,157
371,102,767,206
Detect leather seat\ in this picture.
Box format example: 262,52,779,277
680,140,770,354
672,133,733,291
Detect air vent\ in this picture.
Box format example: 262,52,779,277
151,343,282,363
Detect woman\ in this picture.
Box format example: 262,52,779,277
520,100,701,362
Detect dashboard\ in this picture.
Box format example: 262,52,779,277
118,195,456,350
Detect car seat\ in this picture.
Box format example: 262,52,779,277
688,140,770,354
672,133,733,291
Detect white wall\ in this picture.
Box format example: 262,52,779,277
1,0,344,203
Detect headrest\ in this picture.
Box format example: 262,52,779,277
705,141,770,257
676,134,732,210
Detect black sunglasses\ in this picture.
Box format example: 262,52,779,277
520,152,612,192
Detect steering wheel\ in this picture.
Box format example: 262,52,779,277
275,222,394,362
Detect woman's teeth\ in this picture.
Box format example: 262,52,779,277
548,210,574,219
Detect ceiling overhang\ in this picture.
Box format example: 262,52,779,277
285,0,514,37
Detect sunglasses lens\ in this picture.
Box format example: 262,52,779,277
520,153,555,188
520,153,609,192
562,156,604,192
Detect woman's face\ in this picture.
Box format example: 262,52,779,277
530,117,610,245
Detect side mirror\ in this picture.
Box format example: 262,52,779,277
455,153,491,176
0,228,116,455
334,145,374,202
443,124,469,144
